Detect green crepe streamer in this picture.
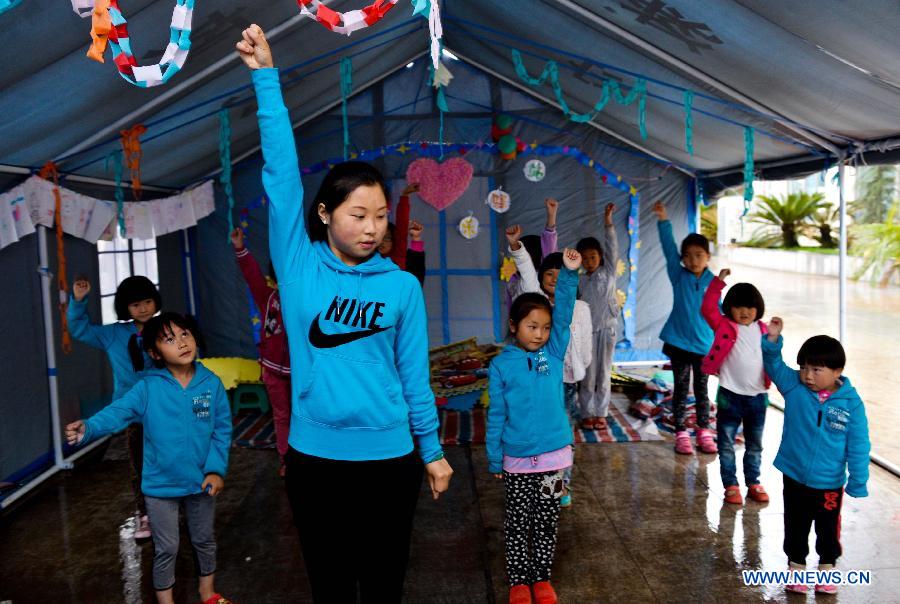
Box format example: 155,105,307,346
218,109,235,239
683,90,694,155
105,151,127,237
340,57,353,161
743,126,755,207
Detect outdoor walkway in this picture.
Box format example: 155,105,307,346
2,408,899,603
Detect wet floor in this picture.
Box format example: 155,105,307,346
2,409,899,603
723,261,900,469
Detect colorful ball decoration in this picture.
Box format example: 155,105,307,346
458,212,479,240
498,134,519,160
523,159,546,182
486,187,511,213
491,114,514,142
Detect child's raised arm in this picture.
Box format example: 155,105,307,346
541,198,559,256
600,203,618,279
654,201,681,283
506,225,541,294
238,25,310,285
547,249,581,359
701,270,728,330
67,277,115,349
760,317,800,394
406,219,426,285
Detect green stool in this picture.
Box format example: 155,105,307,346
231,383,270,414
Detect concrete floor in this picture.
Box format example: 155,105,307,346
725,261,900,468
3,406,899,603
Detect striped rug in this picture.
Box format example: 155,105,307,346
232,411,276,449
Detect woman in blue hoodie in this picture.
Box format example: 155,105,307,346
65,313,232,604
762,318,869,595
488,247,582,604
236,25,452,603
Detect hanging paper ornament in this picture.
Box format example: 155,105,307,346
523,159,546,182
296,0,399,36
498,134,518,160
432,61,453,88
500,256,517,281
486,187,511,213
458,212,479,240
73,0,196,88
405,157,473,211
120,124,147,200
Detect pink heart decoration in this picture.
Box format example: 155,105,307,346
405,158,474,211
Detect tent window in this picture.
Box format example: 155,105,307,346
97,234,159,324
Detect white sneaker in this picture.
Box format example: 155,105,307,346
134,514,151,540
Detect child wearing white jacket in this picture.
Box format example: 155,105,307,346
506,224,592,507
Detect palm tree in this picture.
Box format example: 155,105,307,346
852,165,897,224
851,201,900,286
700,203,717,243
804,203,839,248
750,192,827,248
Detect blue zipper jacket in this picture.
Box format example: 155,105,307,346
486,267,578,474
68,295,153,400
81,362,231,498
657,220,714,355
253,68,440,463
762,336,870,496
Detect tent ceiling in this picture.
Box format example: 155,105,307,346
2,0,900,192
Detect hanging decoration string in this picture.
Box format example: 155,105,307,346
72,0,195,87
120,124,146,200
683,90,694,155
340,57,354,161
511,50,647,138
218,109,235,238
106,150,127,236
426,0,443,71
296,0,398,36
38,162,73,355
0,0,23,15
430,41,451,160
743,126,755,211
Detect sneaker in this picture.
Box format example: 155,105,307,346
696,428,718,454
278,463,286,478
532,581,558,604
560,491,572,508
815,583,839,594
593,417,608,430
202,595,233,604
786,564,807,593
674,430,694,455
747,484,770,503
580,418,596,431
724,485,743,505
509,584,531,604
134,515,151,540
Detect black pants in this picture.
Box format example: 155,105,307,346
783,475,843,566
126,424,146,516
504,470,565,586
663,342,710,432
285,447,424,603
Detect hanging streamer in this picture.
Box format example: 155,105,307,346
0,0,22,15
426,0,442,71
340,57,353,161
106,150,127,236
296,0,398,36
743,126,755,209
511,50,646,134
73,0,196,87
120,124,146,200
37,162,73,355
218,109,235,238
683,90,694,155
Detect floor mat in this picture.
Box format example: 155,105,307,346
232,411,276,449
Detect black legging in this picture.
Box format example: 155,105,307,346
284,448,424,603
663,342,710,432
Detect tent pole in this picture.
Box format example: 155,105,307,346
182,229,197,316
37,226,72,473
552,0,844,155
0,164,176,194
838,154,847,342
450,49,695,177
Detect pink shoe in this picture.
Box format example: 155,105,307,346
674,430,694,455
815,583,838,594
785,583,808,593
696,428,718,454
134,514,151,540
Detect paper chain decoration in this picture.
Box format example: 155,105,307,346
71,0,195,87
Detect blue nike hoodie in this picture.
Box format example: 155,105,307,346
68,295,153,400
486,267,578,474
657,220,714,355
253,68,440,463
762,336,870,497
80,362,231,497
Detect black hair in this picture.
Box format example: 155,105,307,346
385,222,396,241
508,293,553,336
114,276,161,322
797,335,846,370
141,312,206,368
306,161,390,242
723,283,765,320
538,252,563,284
520,235,542,271
680,233,710,256
576,236,602,255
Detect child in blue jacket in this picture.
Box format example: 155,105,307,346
763,317,870,595
653,201,716,455
66,313,232,604
68,274,160,538
488,247,582,604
